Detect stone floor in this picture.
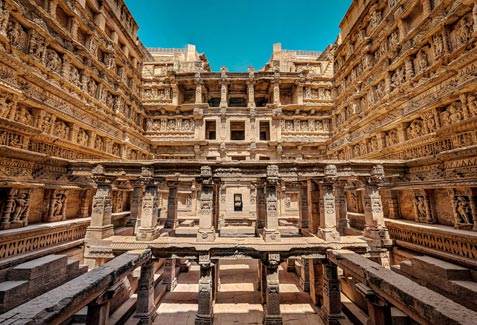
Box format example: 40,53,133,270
153,259,323,324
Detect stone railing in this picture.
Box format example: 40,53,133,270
386,219,477,267
348,212,365,231
0,218,89,261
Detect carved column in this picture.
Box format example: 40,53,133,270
171,82,179,106
164,183,178,229
263,253,282,325
163,258,177,291
197,166,216,242
363,165,391,267
321,262,343,324
264,165,281,241
85,169,116,240
130,183,143,234
136,178,161,241
134,259,156,324
318,165,340,241
196,254,214,325
335,181,349,235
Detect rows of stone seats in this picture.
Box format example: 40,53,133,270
392,255,477,312
0,254,88,313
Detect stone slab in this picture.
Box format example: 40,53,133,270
0,281,28,304
8,255,68,281
410,255,471,281
220,226,256,237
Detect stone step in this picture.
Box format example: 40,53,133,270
409,256,472,281
7,255,67,281
0,280,28,305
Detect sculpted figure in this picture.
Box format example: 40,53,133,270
52,194,65,217
12,191,29,222
468,95,477,117
457,17,472,46
433,33,444,57
46,49,61,71
440,109,451,127
15,107,32,125
416,50,428,72
455,196,472,224
423,112,436,133
7,21,25,48
415,196,426,221
448,103,463,124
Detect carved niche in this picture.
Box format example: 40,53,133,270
0,188,32,229
449,189,476,231
43,189,67,222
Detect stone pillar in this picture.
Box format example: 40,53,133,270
195,77,203,104
86,293,111,325
264,165,281,241
296,82,304,105
300,182,309,230
300,258,310,293
318,165,340,241
163,258,177,291
136,179,160,241
79,189,92,218
382,190,400,220
257,187,266,231
135,259,156,324
85,171,116,241
164,183,178,229
247,77,255,108
309,180,320,234
356,283,391,325
220,80,228,108
286,258,295,272
196,254,214,325
272,80,280,105
309,259,323,306
321,262,343,324
197,166,216,242
335,182,349,235
263,253,282,325
130,184,143,234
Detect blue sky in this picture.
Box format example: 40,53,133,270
124,0,353,72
